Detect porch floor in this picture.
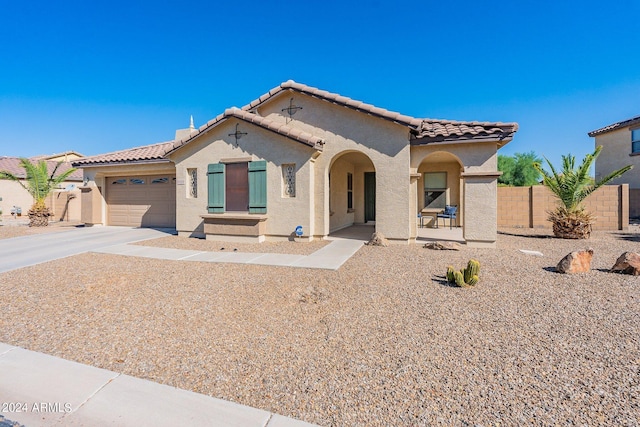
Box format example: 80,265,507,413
327,224,465,244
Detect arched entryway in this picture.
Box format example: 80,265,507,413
416,151,464,228
327,151,376,236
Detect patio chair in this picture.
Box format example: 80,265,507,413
437,205,457,229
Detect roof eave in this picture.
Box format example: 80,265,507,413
72,158,171,168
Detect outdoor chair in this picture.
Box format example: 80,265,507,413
437,205,457,229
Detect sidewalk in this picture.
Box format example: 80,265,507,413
0,343,317,427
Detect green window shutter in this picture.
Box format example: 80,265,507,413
248,160,267,214
207,163,225,213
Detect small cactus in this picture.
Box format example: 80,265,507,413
446,266,456,282
446,259,480,287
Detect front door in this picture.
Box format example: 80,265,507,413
364,172,376,222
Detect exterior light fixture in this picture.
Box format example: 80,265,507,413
282,98,302,122
228,123,247,145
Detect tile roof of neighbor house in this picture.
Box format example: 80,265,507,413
165,107,325,156
31,151,85,161
72,141,175,166
242,80,518,144
588,115,640,137
76,80,519,166
0,157,83,181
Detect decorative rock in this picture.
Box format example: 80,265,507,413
556,248,594,274
610,252,640,276
423,241,462,251
366,232,389,247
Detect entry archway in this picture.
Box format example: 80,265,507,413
416,151,464,227
327,150,376,234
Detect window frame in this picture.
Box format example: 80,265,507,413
347,172,353,211
632,128,640,154
187,168,198,199
423,171,447,209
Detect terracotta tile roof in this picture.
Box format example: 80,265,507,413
243,80,425,128
411,119,519,144
243,80,518,144
0,157,83,181
72,141,175,166
588,115,640,137
165,107,325,156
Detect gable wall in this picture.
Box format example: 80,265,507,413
595,128,640,188
169,119,318,238
255,93,413,240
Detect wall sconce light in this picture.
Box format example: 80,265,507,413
282,98,302,122
228,123,247,146
83,177,89,186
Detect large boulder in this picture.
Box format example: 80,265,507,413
610,252,640,276
556,248,594,274
366,232,389,247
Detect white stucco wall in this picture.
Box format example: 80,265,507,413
594,128,640,188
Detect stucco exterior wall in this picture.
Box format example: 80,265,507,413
254,93,412,242
0,180,81,221
594,128,640,188
168,119,318,239
0,181,34,219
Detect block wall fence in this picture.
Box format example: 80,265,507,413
497,184,629,230
630,189,640,218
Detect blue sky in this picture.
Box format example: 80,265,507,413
1,0,639,167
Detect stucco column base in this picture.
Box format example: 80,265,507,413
465,240,497,248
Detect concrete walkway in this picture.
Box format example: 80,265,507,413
0,343,316,427
0,226,175,273
93,238,363,270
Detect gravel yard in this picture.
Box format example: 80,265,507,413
0,228,639,426
0,220,83,239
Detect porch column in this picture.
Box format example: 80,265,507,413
409,171,421,242
461,172,501,248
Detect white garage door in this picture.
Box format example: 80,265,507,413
106,175,176,227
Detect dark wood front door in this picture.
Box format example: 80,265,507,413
225,162,249,211
364,172,376,222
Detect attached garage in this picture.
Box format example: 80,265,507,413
106,174,176,227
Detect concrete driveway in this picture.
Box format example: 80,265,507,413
0,226,175,273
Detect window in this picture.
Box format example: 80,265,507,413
424,172,447,209
151,177,169,184
207,161,267,214
187,168,197,198
633,129,640,153
111,179,126,185
282,164,296,197
130,178,145,185
347,173,353,210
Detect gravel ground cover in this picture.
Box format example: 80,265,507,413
0,228,639,426
0,220,83,239
133,235,329,255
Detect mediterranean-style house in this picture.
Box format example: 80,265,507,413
589,115,640,218
74,81,518,247
0,152,83,221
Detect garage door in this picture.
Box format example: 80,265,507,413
106,175,176,227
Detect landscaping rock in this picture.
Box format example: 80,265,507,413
556,248,594,274
366,232,389,247
423,241,462,251
610,252,640,276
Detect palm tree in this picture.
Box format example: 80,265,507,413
0,158,77,227
534,146,632,239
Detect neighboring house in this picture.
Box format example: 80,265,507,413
0,155,83,221
588,115,640,218
74,81,518,247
